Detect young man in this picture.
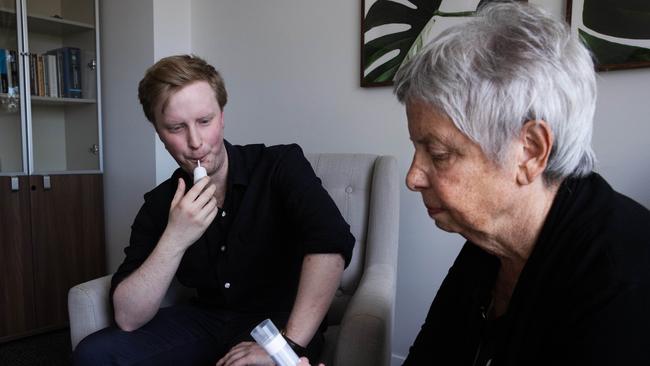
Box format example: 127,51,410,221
74,55,355,366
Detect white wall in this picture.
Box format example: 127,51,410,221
100,0,156,270
153,0,192,184
102,0,192,270
102,0,650,362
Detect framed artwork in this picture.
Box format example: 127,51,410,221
360,0,525,87
567,0,650,71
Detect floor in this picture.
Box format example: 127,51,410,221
0,329,72,366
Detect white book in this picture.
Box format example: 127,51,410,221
47,54,58,98
5,49,12,91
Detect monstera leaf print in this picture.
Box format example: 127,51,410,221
361,0,491,86
579,30,650,69
575,0,650,70
362,0,442,85
582,0,650,39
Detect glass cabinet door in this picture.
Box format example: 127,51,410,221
25,0,100,173
0,0,26,175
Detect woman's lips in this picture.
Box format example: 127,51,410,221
426,205,444,216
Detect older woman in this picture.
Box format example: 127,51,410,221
394,2,650,366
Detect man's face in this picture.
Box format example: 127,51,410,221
154,80,226,178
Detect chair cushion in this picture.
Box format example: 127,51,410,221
306,153,377,325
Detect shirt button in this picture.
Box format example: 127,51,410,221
224,282,231,289
345,186,353,193
220,245,226,252
221,210,227,217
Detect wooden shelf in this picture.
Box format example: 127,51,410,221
0,7,94,36
30,96,96,106
1,93,96,106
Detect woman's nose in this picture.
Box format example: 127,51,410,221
406,161,428,192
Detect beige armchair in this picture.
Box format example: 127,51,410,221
68,153,400,366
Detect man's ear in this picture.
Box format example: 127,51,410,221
516,120,554,185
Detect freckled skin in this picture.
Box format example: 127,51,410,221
154,81,227,180
404,99,520,249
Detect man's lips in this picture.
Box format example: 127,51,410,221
188,155,207,163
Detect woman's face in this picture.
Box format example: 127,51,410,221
405,100,520,243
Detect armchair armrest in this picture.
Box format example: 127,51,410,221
68,274,113,349
334,263,396,366
68,274,194,350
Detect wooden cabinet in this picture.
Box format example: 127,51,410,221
1,175,105,341
29,174,105,329
0,0,105,341
0,176,36,339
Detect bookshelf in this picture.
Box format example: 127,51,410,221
0,0,105,342
1,0,101,174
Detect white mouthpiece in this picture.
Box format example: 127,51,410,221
193,160,207,183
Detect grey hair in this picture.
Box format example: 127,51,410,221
394,1,597,182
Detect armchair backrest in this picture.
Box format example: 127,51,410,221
305,154,399,327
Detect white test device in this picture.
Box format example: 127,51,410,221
193,160,207,183
250,319,300,366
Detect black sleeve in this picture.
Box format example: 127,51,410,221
562,279,650,365
404,243,492,365
403,268,462,365
271,144,355,266
109,190,171,302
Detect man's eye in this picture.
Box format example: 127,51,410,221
200,119,211,124
169,126,183,132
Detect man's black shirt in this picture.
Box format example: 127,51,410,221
110,141,355,314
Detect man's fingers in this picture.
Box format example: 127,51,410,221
216,345,247,366
192,181,217,208
170,178,185,209
216,342,273,366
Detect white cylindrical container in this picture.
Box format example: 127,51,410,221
193,160,207,183
250,319,299,366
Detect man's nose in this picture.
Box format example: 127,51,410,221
187,126,203,149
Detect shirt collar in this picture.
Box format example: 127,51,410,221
224,139,249,187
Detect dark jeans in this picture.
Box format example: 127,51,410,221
73,304,323,366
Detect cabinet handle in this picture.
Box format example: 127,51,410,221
11,177,19,191
89,144,100,155
87,59,97,71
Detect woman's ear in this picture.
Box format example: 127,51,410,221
516,120,554,185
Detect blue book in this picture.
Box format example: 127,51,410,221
9,50,18,91
68,47,82,98
46,47,82,98
0,49,7,93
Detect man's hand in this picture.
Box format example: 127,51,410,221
215,342,273,366
163,177,218,252
298,357,325,366
113,177,219,331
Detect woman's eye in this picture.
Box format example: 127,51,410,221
430,153,449,161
